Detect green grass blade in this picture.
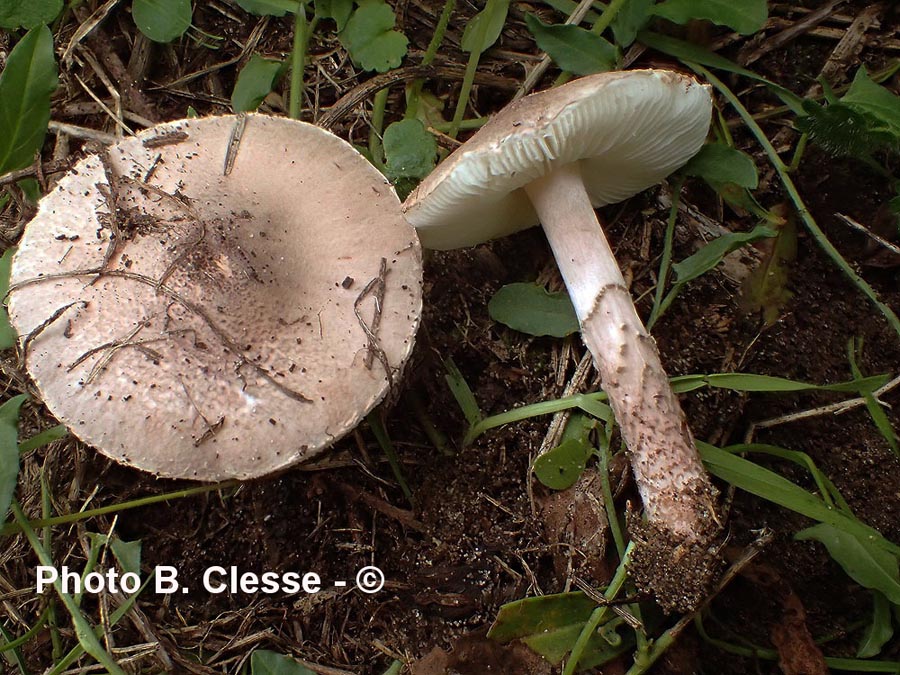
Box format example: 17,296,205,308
19,424,68,454
443,358,483,427
699,443,900,556
638,31,803,113
691,64,900,344
44,572,156,675
11,502,127,675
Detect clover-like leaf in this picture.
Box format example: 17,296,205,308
383,119,437,182
533,438,592,490
132,0,192,42
339,0,408,73
315,0,352,30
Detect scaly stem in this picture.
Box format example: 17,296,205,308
524,163,718,540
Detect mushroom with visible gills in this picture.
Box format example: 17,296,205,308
403,69,721,606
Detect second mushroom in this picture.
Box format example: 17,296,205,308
403,70,721,571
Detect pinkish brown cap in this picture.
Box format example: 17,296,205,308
8,114,422,481
403,69,712,249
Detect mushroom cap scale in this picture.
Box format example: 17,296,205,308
8,114,422,481
403,69,712,250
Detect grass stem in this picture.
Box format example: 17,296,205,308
289,5,308,119
1,481,239,536
692,63,900,342
369,87,390,170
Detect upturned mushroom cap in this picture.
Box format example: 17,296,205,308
7,114,422,481
403,69,712,249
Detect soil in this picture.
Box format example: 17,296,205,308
2,1,900,674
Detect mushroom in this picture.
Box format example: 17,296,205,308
403,70,720,564
7,114,422,481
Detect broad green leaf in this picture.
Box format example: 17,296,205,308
541,0,600,23
251,650,316,674
533,438,592,490
0,247,17,350
0,394,27,520
637,31,804,115
699,443,900,557
85,533,142,577
610,0,655,47
671,224,775,284
132,0,192,42
235,0,300,15
683,143,758,189
741,207,796,327
489,592,632,667
0,26,58,175
525,619,631,668
858,592,894,658
110,538,142,577
315,0,352,30
383,119,437,181
231,55,285,112
796,524,900,604
0,0,62,29
842,68,900,140
461,0,509,54
654,0,767,35
524,15,616,75
340,0,408,73
488,283,579,337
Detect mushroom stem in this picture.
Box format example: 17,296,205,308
524,162,718,541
